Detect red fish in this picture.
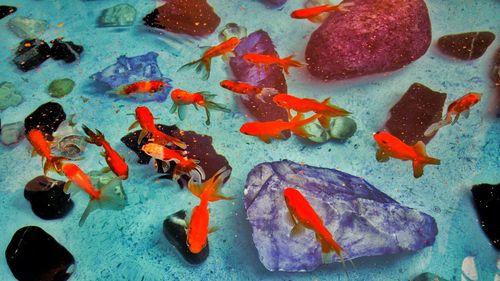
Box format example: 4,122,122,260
26,129,68,175
291,3,354,23
424,92,482,136
186,167,232,253
220,80,277,102
373,131,440,178
170,89,230,125
179,37,241,80
82,125,129,180
284,187,345,263
141,142,205,182
243,53,305,75
273,93,350,127
62,163,126,226
114,80,166,96
240,113,320,143
129,106,187,149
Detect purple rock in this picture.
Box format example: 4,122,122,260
260,0,287,8
229,30,290,136
437,32,495,60
90,52,172,102
305,0,431,81
244,160,437,272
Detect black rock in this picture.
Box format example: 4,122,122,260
471,183,500,250
0,5,16,20
163,210,209,264
24,176,74,220
438,32,496,60
24,102,66,135
50,38,83,63
13,39,51,72
5,226,75,281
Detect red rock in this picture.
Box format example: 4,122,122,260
143,0,220,36
438,32,495,60
383,83,447,145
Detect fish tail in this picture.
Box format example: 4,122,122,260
202,100,231,125
423,115,452,136
44,156,69,175
178,58,212,80
334,2,355,12
151,130,187,150
412,141,441,178
282,55,305,74
290,113,321,138
318,115,331,128
187,166,233,202
82,124,105,146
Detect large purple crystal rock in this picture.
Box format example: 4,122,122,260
305,0,431,81
90,52,172,102
244,160,438,272
229,30,289,136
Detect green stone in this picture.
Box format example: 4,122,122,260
0,82,23,110
412,272,449,281
48,78,75,98
218,23,247,42
329,117,357,140
303,122,330,143
99,4,136,27
8,16,49,39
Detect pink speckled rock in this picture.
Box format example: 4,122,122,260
305,0,431,81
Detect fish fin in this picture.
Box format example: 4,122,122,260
31,148,38,157
318,115,331,128
336,2,355,12
138,130,148,145
63,181,80,195
188,166,232,202
307,15,326,23
290,222,306,238
285,211,297,226
82,125,105,146
169,103,178,114
412,141,441,178
101,166,111,173
178,105,187,121
376,149,390,162
98,177,127,210
424,117,452,136
79,199,97,227
463,110,470,119
128,121,140,131
452,113,461,124
258,135,272,144
290,113,318,139
178,59,202,73
44,156,69,175
160,161,170,173
281,55,305,75
203,100,231,125
208,226,220,233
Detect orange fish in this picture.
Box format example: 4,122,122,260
373,131,440,178
114,80,166,95
239,113,320,143
186,166,232,253
220,80,276,102
291,3,354,23
141,143,205,182
424,92,482,136
170,89,230,125
129,106,186,149
283,187,345,263
243,53,305,75
178,37,241,80
273,93,350,127
26,129,68,175
62,163,127,226
82,125,129,180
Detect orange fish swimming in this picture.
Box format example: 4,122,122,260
26,129,68,175
141,142,205,182
220,80,277,102
424,92,482,136
243,53,305,75
128,106,186,149
82,125,129,180
178,37,241,80
284,187,345,263
114,80,166,96
373,131,440,178
273,93,350,127
62,163,127,226
186,166,232,254
239,113,320,143
170,89,230,125
291,3,354,23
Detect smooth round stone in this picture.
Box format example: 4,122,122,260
24,176,74,220
8,16,48,39
218,23,247,42
304,122,330,143
329,117,357,140
99,4,136,27
0,121,24,145
0,82,22,110
48,78,75,98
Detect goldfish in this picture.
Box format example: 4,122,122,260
373,131,441,178
128,106,187,149
82,125,129,180
240,113,320,143
26,129,68,175
186,166,232,253
141,142,205,183
242,53,305,75
170,89,230,125
219,80,277,102
424,92,482,136
273,93,350,127
62,163,126,226
283,187,346,264
290,3,354,23
178,37,241,80
113,80,166,96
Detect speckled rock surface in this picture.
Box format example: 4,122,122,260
305,0,431,81
437,32,495,60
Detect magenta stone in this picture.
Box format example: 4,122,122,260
305,0,432,81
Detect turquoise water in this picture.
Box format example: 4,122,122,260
0,0,499,280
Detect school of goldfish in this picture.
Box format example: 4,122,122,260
21,1,486,269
